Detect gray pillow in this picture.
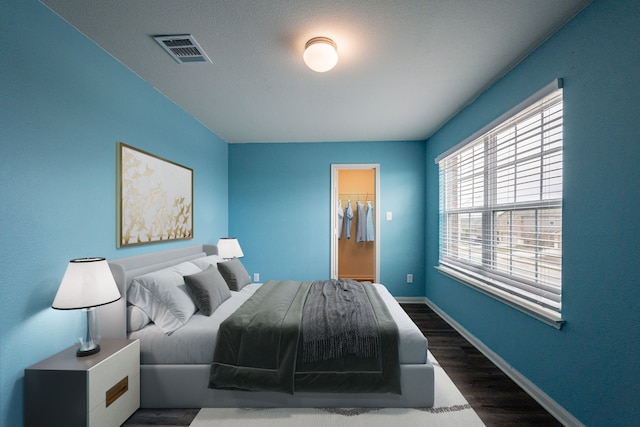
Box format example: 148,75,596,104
183,265,232,316
217,258,251,291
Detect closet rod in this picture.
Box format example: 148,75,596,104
338,192,372,197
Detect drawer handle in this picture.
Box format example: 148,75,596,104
106,376,128,407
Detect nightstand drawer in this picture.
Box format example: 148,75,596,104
87,340,140,427
88,340,139,411
89,371,140,427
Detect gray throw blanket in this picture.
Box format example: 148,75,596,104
209,280,400,394
302,279,379,363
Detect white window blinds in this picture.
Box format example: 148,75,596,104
437,84,563,326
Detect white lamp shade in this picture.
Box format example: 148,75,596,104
52,258,121,310
303,37,338,72
217,238,244,259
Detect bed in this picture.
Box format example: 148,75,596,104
98,244,434,408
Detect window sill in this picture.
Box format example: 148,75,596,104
435,265,565,329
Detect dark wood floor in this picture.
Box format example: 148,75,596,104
402,303,562,426
123,303,561,426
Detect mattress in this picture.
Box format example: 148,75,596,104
129,283,427,365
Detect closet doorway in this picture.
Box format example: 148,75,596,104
330,164,380,283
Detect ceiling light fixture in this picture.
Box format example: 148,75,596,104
303,37,338,72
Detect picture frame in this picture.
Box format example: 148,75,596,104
116,142,193,247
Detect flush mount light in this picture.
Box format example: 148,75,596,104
303,37,338,72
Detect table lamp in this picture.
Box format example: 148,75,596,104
217,237,244,260
52,257,121,357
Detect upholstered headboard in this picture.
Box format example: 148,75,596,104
98,244,218,339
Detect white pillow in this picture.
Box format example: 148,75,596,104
190,254,224,270
127,261,202,334
127,305,151,332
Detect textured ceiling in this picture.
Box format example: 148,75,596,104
41,0,590,143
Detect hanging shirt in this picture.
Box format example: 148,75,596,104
356,201,367,242
343,200,353,240
337,200,344,239
366,201,375,241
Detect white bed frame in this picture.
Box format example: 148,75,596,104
99,244,434,408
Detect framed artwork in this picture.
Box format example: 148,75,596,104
117,142,193,247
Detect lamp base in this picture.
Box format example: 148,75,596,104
76,344,100,357
76,307,101,357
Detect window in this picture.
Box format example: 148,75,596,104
436,82,563,327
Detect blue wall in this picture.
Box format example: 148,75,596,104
424,0,640,425
2,0,637,425
228,141,426,297
0,1,228,426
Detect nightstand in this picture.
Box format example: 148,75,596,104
25,339,140,427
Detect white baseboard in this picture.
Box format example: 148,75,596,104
395,296,428,304
419,298,585,427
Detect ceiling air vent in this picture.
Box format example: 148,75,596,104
153,34,211,64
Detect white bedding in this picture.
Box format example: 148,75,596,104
129,283,427,365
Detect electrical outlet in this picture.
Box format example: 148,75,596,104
406,274,413,283
253,273,260,282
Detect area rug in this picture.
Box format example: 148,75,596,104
190,352,485,426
